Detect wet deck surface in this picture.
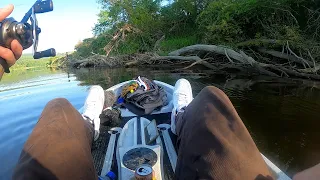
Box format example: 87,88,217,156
92,125,111,175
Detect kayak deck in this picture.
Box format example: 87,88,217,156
92,113,175,179
89,80,291,180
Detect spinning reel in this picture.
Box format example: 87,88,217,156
0,0,56,75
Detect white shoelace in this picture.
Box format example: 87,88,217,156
176,92,189,111
84,101,98,121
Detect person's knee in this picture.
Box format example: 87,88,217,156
200,86,231,102
202,86,226,96
40,98,75,123
47,98,72,108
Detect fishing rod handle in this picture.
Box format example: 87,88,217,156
0,57,9,80
0,57,9,73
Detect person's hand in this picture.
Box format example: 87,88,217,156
0,4,23,67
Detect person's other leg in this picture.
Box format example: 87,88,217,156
82,85,105,141
175,86,273,180
13,98,97,180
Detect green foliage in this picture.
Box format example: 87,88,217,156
197,0,318,46
113,39,141,55
73,0,320,59
76,0,203,57
46,56,64,68
74,34,111,57
159,36,198,54
74,38,95,57
94,0,162,35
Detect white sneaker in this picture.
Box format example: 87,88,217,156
82,85,105,141
171,79,193,134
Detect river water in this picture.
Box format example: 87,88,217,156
0,67,320,179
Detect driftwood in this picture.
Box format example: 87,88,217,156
169,44,245,63
125,60,139,67
150,56,202,62
168,44,320,80
69,54,127,68
182,60,217,70
258,48,314,66
63,43,320,81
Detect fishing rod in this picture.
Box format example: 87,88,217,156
0,0,56,80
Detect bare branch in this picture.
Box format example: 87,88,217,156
150,56,202,62
286,41,311,68
182,60,204,70
169,44,245,63
307,50,317,73
258,48,314,67
224,49,234,63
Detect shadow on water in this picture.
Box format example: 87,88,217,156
70,67,320,177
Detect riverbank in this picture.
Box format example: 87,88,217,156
11,55,63,71
56,44,320,81
62,0,320,83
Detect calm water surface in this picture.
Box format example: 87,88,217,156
0,67,320,179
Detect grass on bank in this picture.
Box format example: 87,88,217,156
10,55,62,71
158,36,197,55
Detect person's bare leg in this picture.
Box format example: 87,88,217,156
13,98,97,180
175,86,273,180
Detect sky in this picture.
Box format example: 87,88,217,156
0,0,100,53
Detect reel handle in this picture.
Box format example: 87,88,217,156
33,48,56,59
34,0,54,14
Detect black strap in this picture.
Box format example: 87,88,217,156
137,116,142,144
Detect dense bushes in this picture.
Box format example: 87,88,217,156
197,0,316,44
74,0,320,60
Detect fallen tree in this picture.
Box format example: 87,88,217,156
167,44,320,80
60,44,320,80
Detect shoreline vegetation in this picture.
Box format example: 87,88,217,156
21,0,320,80
11,55,62,71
